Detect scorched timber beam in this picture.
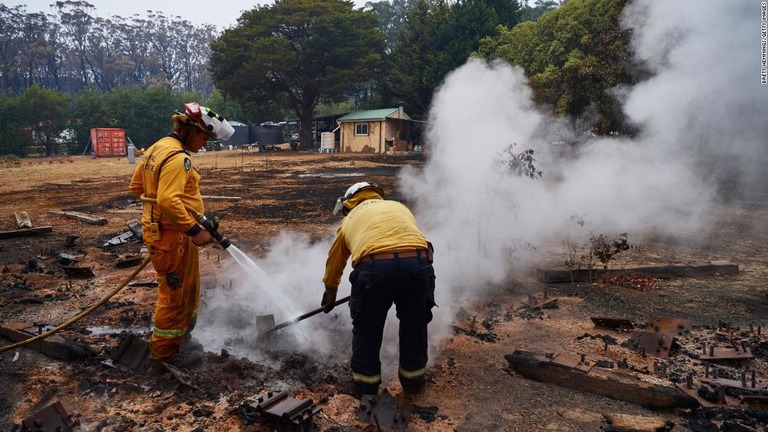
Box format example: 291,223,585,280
536,261,738,283
49,210,108,225
0,323,93,360
0,226,52,239
201,195,241,201
505,350,699,409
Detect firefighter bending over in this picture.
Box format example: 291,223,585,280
129,102,234,369
322,182,436,396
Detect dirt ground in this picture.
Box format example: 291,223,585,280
0,150,766,431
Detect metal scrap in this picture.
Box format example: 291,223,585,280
591,317,634,331
646,317,691,338
101,333,150,373
126,219,143,239
540,352,594,373
61,265,94,278
357,393,409,431
699,344,754,361
102,231,135,247
13,401,79,432
242,390,320,428
163,363,203,391
624,331,674,358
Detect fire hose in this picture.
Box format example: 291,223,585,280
0,256,151,354
0,196,230,354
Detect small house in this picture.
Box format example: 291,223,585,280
337,107,413,153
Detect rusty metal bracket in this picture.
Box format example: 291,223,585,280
625,331,674,358
13,401,79,432
702,376,763,392
646,317,691,338
699,344,753,361
242,390,320,428
537,352,594,373
101,333,150,372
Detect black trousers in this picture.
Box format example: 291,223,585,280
348,255,436,393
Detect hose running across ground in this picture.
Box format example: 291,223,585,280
0,256,151,354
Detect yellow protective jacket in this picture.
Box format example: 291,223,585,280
322,197,428,289
129,134,204,360
129,134,204,234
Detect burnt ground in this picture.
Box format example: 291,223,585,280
0,151,767,431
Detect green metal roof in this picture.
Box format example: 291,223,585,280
337,108,407,122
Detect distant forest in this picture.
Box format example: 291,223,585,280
0,0,637,156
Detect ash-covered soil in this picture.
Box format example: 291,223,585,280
0,151,766,431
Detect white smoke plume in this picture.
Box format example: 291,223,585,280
402,0,768,348
196,0,768,382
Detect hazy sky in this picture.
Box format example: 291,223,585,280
7,0,371,30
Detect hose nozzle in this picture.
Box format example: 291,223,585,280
196,213,231,249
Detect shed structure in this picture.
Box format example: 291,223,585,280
337,107,412,153
90,128,127,157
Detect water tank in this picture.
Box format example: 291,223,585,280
250,124,285,146
127,142,135,163
221,121,250,146
320,132,336,153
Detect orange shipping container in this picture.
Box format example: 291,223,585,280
90,128,127,157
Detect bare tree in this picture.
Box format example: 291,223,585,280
0,5,25,91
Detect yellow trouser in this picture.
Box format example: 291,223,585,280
147,231,200,360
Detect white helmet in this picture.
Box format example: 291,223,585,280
333,182,384,215
175,102,235,141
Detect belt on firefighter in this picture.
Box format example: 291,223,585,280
359,249,431,265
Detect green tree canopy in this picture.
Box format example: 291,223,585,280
210,0,386,149
478,0,634,134
16,85,70,156
384,0,522,121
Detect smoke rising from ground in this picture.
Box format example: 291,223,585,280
402,0,767,348
196,0,767,381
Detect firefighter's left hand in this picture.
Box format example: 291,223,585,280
192,229,213,247
321,287,338,313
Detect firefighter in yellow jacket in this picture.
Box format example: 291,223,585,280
322,182,436,396
129,102,234,367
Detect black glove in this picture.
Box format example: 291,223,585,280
321,288,338,313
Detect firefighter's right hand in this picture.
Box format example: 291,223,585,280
191,229,213,247
321,287,338,313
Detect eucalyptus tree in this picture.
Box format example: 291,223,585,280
54,1,98,89
211,0,386,150
365,0,414,52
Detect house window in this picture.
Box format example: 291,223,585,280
355,123,369,135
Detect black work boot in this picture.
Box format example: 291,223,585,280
401,382,424,396
171,351,204,369
146,359,168,375
353,382,379,399
180,335,204,353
